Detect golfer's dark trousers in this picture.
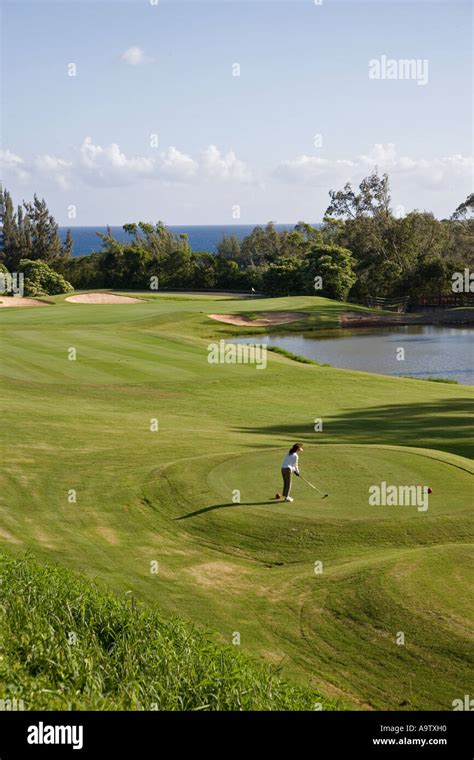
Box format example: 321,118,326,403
281,467,292,497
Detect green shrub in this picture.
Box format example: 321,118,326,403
19,259,73,296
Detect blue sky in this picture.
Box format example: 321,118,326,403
1,0,472,224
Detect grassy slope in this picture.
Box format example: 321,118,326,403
0,293,472,710
0,553,331,710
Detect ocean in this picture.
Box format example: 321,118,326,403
59,225,303,257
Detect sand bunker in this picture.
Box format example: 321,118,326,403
0,297,51,308
66,292,145,304
208,311,308,326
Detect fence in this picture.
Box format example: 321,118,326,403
412,294,474,309
367,293,474,312
366,296,410,313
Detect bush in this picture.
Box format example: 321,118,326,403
19,259,74,296
57,253,105,290
261,259,303,296
302,244,356,301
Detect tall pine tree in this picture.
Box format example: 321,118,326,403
0,188,72,269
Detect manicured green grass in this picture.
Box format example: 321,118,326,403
0,293,472,710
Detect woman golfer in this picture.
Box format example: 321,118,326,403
280,443,303,502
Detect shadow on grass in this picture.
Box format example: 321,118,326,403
236,399,474,460
176,500,276,520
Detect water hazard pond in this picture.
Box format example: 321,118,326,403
230,325,474,385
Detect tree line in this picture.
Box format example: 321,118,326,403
0,172,472,302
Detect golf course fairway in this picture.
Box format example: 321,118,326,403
0,293,472,710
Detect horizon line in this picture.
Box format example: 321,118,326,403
57,222,322,228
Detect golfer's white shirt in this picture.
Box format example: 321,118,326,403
282,452,299,472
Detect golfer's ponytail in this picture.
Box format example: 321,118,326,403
289,443,302,454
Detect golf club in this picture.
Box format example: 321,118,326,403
299,475,328,499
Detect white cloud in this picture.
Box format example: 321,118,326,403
1,139,251,190
0,149,30,182
274,155,355,186
358,144,474,190
201,144,255,183
78,137,155,186
5,141,469,219
274,143,474,191
34,154,72,189
120,46,156,66
76,139,250,187
158,146,198,182
77,139,198,186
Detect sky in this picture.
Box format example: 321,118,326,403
1,0,472,225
